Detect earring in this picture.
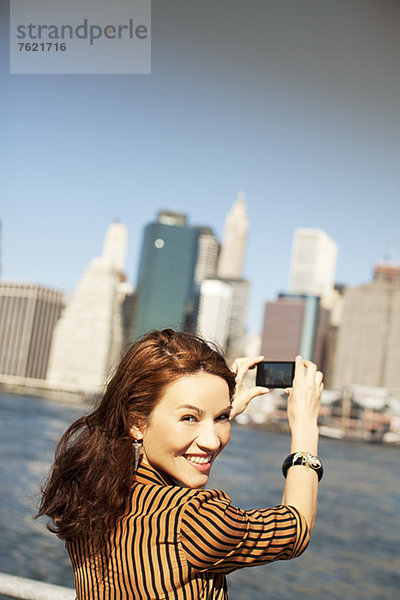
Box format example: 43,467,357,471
132,439,142,472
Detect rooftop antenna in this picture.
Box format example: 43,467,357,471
383,244,399,264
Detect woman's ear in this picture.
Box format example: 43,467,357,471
128,410,148,440
129,423,145,441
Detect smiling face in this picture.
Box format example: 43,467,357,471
132,372,232,489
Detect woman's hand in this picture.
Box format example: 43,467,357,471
229,356,270,420
285,356,323,454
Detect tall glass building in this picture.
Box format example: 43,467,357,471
132,211,199,338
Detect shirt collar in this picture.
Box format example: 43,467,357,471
135,461,176,487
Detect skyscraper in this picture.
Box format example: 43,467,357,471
196,279,233,349
220,277,250,358
213,193,250,356
102,220,128,272
288,228,338,299
193,226,219,286
332,275,400,397
217,191,249,279
260,294,329,367
131,211,198,338
194,193,250,357
196,275,250,357
0,282,64,379
47,222,129,392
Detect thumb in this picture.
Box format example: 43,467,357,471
247,386,270,400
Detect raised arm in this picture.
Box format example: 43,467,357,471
229,354,323,532
281,356,323,532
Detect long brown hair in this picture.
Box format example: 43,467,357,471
37,329,236,542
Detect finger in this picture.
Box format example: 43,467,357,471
237,386,270,403
316,370,323,385
234,356,264,377
238,355,264,369
303,359,316,370
250,386,270,397
294,355,304,377
303,359,317,379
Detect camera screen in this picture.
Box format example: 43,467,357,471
256,361,295,388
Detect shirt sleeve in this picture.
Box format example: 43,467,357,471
179,489,310,574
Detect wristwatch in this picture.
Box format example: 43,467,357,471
282,451,323,481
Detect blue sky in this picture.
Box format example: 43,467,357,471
1,0,400,333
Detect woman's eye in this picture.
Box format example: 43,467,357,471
217,413,231,422
181,415,197,423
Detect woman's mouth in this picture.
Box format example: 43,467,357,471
184,454,213,472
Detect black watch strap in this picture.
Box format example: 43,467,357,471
282,452,323,482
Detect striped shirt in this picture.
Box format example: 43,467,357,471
67,463,309,599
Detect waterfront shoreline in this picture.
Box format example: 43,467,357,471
235,420,400,447
1,384,399,446
0,381,94,406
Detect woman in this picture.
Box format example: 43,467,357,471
38,329,323,599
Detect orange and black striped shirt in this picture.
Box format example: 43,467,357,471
67,463,310,599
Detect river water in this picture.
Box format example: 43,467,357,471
0,392,399,599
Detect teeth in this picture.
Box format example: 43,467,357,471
185,455,211,464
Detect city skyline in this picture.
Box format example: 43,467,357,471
1,1,400,333
1,204,398,336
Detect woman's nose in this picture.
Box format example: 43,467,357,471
196,423,221,451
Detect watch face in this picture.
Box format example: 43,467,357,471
292,452,321,469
